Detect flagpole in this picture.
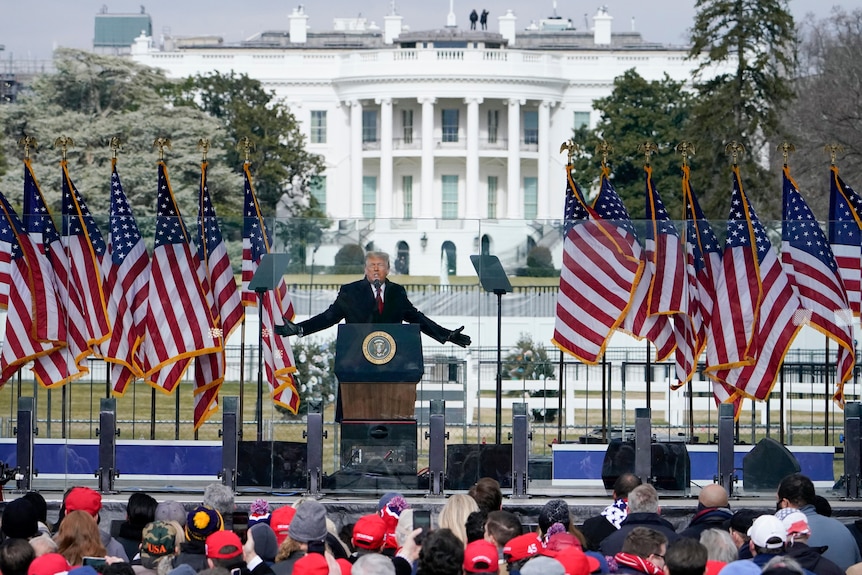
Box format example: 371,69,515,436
239,317,246,432
557,349,564,443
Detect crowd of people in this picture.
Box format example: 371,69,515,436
0,472,860,575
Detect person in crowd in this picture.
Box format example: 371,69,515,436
612,527,668,575
747,515,791,570
203,484,235,532
27,552,71,575
134,521,181,575
502,533,542,573
723,509,757,560
54,510,108,567
350,514,387,560
2,498,40,541
521,555,565,575
439,494,479,547
679,486,732,541
479,9,489,30
463,539,499,574
776,473,862,570
247,524,279,566
269,507,296,547
484,510,522,551
538,500,571,540
173,505,223,572
762,555,807,575
117,493,158,561
0,538,36,575
378,494,409,556
272,500,328,575
469,9,478,29
353,552,395,575
469,478,503,514
775,510,842,575
392,527,422,575
63,487,129,561
812,497,831,518
417,528,464,575
29,533,59,558
204,531,252,575
465,511,488,544
698,529,737,575
664,537,708,575
600,485,679,556
580,473,641,551
22,493,51,535
155,502,187,528
248,500,271,528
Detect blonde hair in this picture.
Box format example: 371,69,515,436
438,494,479,547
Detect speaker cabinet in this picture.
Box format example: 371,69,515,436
237,441,307,489
340,420,418,476
743,437,801,491
445,444,513,490
601,440,690,491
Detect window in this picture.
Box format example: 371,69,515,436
523,111,538,144
574,111,590,131
363,176,377,218
487,109,499,144
487,176,498,219
310,110,327,144
524,177,538,219
402,175,413,219
442,109,459,142
442,175,459,219
309,176,326,213
362,109,378,143
402,109,414,144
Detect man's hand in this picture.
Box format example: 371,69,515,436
448,326,471,347
274,319,302,337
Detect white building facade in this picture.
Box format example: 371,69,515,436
130,6,706,276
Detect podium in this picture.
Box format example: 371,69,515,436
334,323,424,420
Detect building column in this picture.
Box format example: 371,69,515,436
377,97,393,219
507,98,524,219
465,97,483,220
419,97,436,219
537,99,554,220
349,100,363,219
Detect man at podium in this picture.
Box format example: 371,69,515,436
275,251,471,347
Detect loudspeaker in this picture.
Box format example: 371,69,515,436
340,420,417,476
601,440,690,491
742,437,801,492
445,444,513,490
237,441,308,489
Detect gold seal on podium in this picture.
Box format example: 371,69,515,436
362,331,397,365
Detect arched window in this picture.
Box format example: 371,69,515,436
395,241,410,275
481,234,491,255
441,241,457,275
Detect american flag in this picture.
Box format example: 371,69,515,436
61,161,110,349
242,164,299,411
552,167,643,363
193,161,243,430
141,161,220,393
828,165,862,319
781,167,854,406
0,191,62,384
101,160,150,395
714,167,802,402
24,161,90,387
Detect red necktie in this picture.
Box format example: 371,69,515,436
376,287,384,314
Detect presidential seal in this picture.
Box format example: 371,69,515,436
362,331,396,365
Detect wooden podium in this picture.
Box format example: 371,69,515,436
334,324,424,420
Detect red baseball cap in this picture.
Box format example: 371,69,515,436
337,558,353,575
270,506,297,545
293,552,329,575
553,547,600,575
352,514,387,551
28,553,71,575
503,533,542,562
463,540,499,573
64,487,102,517
205,530,243,560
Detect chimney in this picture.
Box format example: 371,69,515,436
593,6,612,46
289,5,309,44
384,13,403,44
499,10,517,46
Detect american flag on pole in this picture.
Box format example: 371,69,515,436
713,166,802,403
781,166,854,406
141,161,220,394
241,164,299,411
0,191,62,384
101,160,149,395
193,161,243,430
61,161,110,349
552,166,643,363
24,161,90,387
828,165,862,319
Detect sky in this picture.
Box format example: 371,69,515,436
2,0,861,61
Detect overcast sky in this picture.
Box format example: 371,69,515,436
1,0,860,61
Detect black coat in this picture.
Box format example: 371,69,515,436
599,513,680,556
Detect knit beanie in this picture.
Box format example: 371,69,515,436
155,500,187,527
539,499,570,533
248,498,271,527
185,505,223,542
2,498,39,540
289,501,328,543
249,523,279,562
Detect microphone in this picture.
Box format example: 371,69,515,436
373,279,381,290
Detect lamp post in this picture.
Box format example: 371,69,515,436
308,242,320,315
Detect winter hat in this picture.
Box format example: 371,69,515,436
779,511,810,543
185,505,224,542
717,560,762,575
64,487,102,517
553,547,600,575
2,498,39,539
270,506,296,545
205,530,243,560
503,533,543,562
539,500,571,533
28,553,71,575
377,492,403,512
380,496,408,549
141,521,179,569
249,498,271,527
249,523,279,562
293,552,329,575
352,514,387,551
748,515,786,549
463,539,500,573
289,501,328,543
521,556,566,575
156,501,187,527
724,509,758,534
